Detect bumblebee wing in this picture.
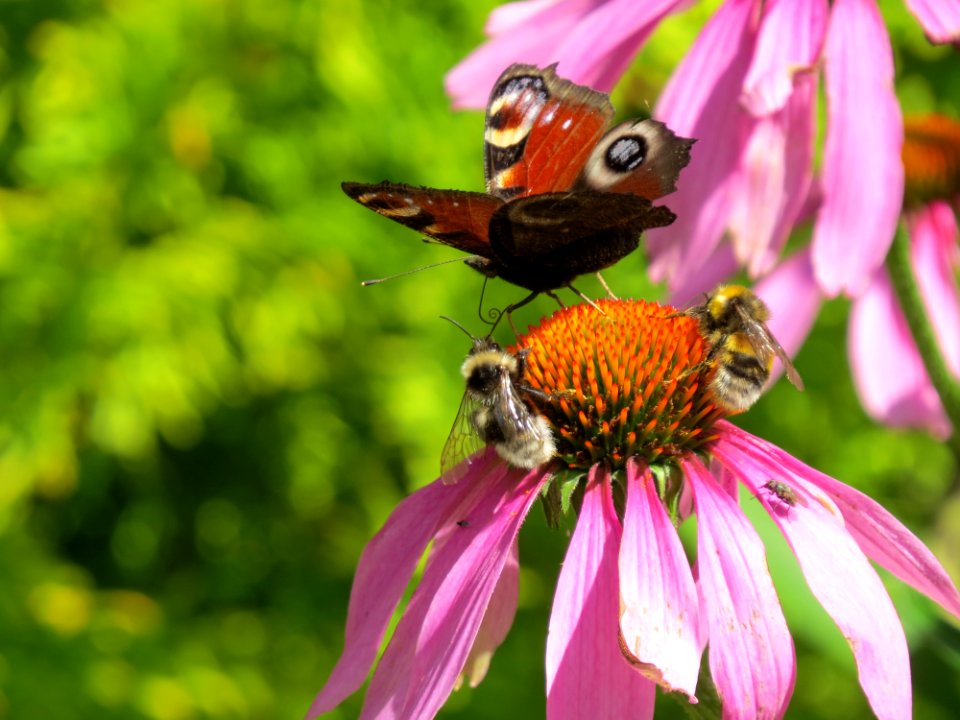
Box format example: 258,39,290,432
491,373,543,442
734,304,805,391
440,392,487,484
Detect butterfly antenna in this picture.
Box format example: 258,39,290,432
492,290,541,338
361,257,465,286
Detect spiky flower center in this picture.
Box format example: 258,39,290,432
903,114,960,208
515,299,724,473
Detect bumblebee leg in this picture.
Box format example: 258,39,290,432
675,334,726,380
517,383,575,403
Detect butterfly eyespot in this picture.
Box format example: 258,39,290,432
606,135,647,172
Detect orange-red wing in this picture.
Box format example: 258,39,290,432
341,181,503,258
483,64,614,200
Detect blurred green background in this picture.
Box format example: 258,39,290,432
0,0,958,718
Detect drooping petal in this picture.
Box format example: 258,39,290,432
811,0,904,296
546,466,656,720
359,463,549,720
445,4,590,109
549,0,686,93
618,460,702,699
457,540,520,689
903,0,960,43
755,248,823,381
909,201,960,378
486,0,573,36
648,0,760,290
741,0,828,116
683,456,796,720
307,449,501,717
728,74,816,276
712,434,913,720
848,270,951,438
445,0,685,109
720,422,960,619
667,243,739,308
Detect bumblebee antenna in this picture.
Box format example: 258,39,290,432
439,315,476,340
361,257,465,286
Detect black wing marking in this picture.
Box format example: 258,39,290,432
491,191,675,262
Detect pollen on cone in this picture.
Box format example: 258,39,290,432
514,300,725,472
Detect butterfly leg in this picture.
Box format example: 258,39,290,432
566,284,606,316
545,290,566,308
595,272,618,300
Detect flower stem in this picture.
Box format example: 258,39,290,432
886,221,960,458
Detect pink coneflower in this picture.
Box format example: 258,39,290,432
446,0,960,297
849,114,960,438
307,300,960,719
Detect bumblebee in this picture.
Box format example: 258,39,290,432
441,336,556,483
685,284,803,413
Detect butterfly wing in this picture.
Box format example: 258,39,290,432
576,118,696,200
493,190,675,261
734,303,805,391
342,181,503,258
484,64,614,199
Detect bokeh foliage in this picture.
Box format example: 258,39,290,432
0,0,957,718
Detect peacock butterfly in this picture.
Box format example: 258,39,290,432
342,63,694,299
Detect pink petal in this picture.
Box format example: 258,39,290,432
307,448,501,717
618,460,702,698
546,466,656,720
755,247,823,380
903,0,960,43
457,540,520,689
712,432,913,720
666,243,739,308
549,0,686,92
909,201,960,377
811,0,904,297
445,0,685,109
445,8,587,109
741,0,828,116
648,0,760,290
682,456,796,720
486,0,577,35
728,74,816,277
359,463,549,720
721,421,960,620
848,270,951,437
